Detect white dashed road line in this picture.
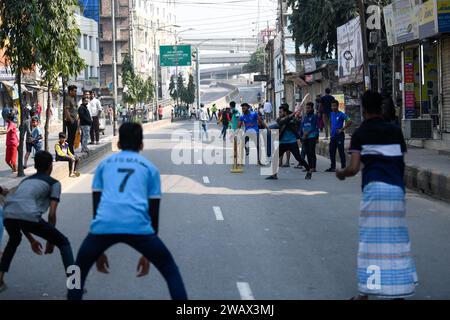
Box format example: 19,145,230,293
213,206,224,221
236,282,255,300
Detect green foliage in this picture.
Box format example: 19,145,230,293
243,47,265,74
287,0,357,59
169,74,177,101
122,55,154,105
183,74,196,106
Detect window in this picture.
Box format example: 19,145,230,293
90,66,94,78
84,35,88,50
85,67,89,79
100,47,104,61
89,36,93,51
99,24,103,38
78,35,81,48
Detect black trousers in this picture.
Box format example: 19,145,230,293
0,219,74,273
303,138,317,169
65,121,78,155
329,132,346,169
56,155,79,173
90,116,100,143
276,143,310,173
67,233,188,300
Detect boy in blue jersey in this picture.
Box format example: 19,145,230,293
239,103,266,165
67,123,187,300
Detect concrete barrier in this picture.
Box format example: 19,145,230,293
315,139,450,204
0,119,173,199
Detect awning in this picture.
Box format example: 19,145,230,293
1,80,32,93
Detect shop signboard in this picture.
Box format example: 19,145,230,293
392,0,419,44
404,49,416,119
334,94,346,112
337,16,364,85
383,4,397,46
419,0,439,38
304,58,316,74
437,0,450,33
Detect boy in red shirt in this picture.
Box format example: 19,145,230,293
5,113,18,173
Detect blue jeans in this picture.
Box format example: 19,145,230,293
329,132,346,169
67,233,188,300
221,124,228,140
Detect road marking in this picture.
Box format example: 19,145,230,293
213,206,224,221
203,176,210,184
237,282,255,300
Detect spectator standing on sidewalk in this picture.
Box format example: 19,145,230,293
158,105,164,120
78,97,92,154
24,117,43,169
67,123,188,300
5,113,18,173
336,90,418,300
55,132,80,178
325,100,352,172
64,85,79,155
301,102,319,172
0,151,75,294
89,92,103,145
263,100,273,123
319,88,335,140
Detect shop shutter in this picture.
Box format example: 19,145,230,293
441,36,450,132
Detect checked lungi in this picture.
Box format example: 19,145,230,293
357,182,418,299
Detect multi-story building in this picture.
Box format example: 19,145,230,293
73,8,100,94
99,0,177,104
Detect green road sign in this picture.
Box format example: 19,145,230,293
160,45,192,67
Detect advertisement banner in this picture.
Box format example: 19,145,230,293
383,4,397,46
404,49,416,119
392,0,419,44
437,0,450,33
337,16,364,85
419,0,438,38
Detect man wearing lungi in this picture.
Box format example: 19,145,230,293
336,90,418,300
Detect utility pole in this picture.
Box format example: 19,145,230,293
196,48,201,110
154,32,159,122
112,0,118,136
357,0,371,91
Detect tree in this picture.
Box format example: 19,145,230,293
243,47,265,74
36,0,85,151
0,1,43,176
169,74,177,101
287,0,357,59
176,73,185,107
182,74,195,107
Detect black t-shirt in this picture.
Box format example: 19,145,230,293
349,117,407,191
320,94,335,115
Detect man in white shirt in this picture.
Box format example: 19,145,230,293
263,100,273,123
198,104,209,140
88,91,103,145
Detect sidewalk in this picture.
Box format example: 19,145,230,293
0,119,172,194
316,135,450,203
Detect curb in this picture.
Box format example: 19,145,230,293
0,119,173,198
315,139,450,203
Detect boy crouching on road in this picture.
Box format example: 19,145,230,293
0,151,75,293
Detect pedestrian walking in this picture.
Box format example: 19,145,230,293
336,90,418,300
319,88,335,140
189,106,197,120
89,91,103,145
78,97,92,154
158,105,164,120
199,104,209,141
325,100,353,172
67,122,188,300
266,105,312,180
24,117,43,169
64,85,79,155
301,102,319,172
229,101,240,132
219,108,231,141
263,100,273,123
5,113,18,173
0,151,75,294
55,132,80,178
210,104,218,121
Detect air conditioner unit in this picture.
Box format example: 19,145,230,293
402,119,433,139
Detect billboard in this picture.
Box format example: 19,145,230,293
337,16,364,85
160,45,192,67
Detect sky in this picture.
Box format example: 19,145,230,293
174,0,278,40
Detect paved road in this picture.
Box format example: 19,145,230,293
1,121,450,300
236,84,263,106
200,85,232,105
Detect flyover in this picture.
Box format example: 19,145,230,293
199,53,251,64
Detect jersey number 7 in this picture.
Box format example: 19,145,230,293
118,168,135,192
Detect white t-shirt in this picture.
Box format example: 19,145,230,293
88,98,103,117
263,102,272,113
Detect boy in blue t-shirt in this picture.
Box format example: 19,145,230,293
68,122,187,300
24,116,43,169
